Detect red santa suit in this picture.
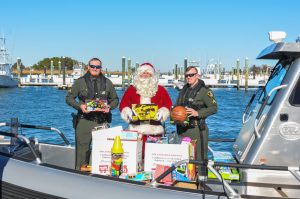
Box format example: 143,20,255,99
119,63,172,135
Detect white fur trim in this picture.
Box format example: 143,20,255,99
128,124,164,135
121,107,132,123
140,96,151,104
158,107,170,122
138,65,155,74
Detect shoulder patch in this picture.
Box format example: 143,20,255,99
207,91,214,98
207,90,216,104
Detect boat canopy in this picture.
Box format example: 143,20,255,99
257,42,300,60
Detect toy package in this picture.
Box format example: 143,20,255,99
131,104,158,121
208,151,240,181
172,163,196,182
86,99,109,112
125,172,152,182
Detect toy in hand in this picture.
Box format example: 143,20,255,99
131,104,158,121
86,99,109,112
171,106,187,123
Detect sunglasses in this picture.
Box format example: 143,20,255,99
185,73,197,78
89,65,102,69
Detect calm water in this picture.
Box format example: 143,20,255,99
0,86,257,153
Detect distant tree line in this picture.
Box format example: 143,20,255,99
12,57,85,70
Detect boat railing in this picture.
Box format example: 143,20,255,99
151,158,300,199
150,159,239,198
0,121,71,147
0,130,42,164
254,84,288,138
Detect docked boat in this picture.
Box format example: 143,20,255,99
0,37,18,88
0,31,300,199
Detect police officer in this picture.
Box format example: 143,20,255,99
66,57,119,170
175,66,217,182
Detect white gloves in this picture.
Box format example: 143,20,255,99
121,107,134,123
127,109,133,121
156,110,163,121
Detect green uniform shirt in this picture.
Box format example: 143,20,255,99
66,75,119,111
176,80,217,119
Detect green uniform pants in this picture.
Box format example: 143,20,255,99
75,118,99,170
178,125,208,176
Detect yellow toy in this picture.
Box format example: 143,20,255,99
111,136,124,177
131,104,158,121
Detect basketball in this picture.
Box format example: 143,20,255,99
171,106,187,123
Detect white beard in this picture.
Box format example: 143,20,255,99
133,75,158,98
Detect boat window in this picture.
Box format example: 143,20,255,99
289,77,300,106
258,60,291,104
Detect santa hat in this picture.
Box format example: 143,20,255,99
138,62,155,74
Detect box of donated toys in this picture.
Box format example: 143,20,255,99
91,126,143,175
144,137,196,182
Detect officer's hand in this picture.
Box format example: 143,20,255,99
80,104,89,113
100,105,110,113
186,107,199,117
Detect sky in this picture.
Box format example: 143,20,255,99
1,0,300,72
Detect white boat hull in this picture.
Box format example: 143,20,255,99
0,75,18,88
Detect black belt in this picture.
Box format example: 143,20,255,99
81,113,107,123
177,119,205,132
130,120,162,125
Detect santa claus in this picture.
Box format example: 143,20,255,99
119,62,172,135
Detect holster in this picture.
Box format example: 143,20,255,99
187,118,206,129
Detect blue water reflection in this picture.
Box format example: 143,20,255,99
0,87,257,152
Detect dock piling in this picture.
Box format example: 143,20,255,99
122,56,126,91
184,58,187,82
245,57,249,91
17,58,21,86
127,59,132,85
50,60,54,80
58,61,61,75
175,64,178,80
237,59,240,90
62,57,66,86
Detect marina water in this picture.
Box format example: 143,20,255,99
0,87,257,154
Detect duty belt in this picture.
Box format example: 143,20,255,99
185,119,205,128
189,119,200,127
130,120,162,125
81,113,107,124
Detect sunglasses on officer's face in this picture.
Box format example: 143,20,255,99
89,65,102,69
185,73,197,78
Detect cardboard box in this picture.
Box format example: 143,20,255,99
144,142,196,179
91,127,143,175
153,164,172,183
173,181,197,189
